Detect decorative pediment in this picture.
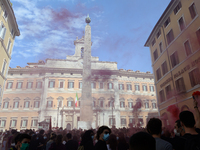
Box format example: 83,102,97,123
108,97,114,101
144,99,149,103
119,98,125,101
127,98,133,102
151,99,156,103
13,97,20,101
24,97,31,101
67,97,74,101
98,97,105,101
47,96,54,100
57,96,64,100
3,97,10,101
34,97,41,101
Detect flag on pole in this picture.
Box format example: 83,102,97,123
75,92,78,107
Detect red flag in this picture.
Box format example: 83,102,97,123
49,116,52,131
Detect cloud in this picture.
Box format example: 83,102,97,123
12,0,101,60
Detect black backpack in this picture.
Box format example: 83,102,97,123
184,135,200,150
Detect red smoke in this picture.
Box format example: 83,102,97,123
167,104,180,121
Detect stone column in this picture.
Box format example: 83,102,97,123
62,112,65,129
78,15,94,129
113,76,120,127
39,77,49,122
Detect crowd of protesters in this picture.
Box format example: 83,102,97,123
0,92,200,150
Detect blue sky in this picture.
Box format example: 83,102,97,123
10,0,171,73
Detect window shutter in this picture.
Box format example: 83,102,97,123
40,82,42,88
26,82,28,88
31,82,33,88
21,120,23,127
73,82,74,88
53,81,55,88
16,83,18,89
138,85,140,91
107,83,109,89
13,102,15,108
126,84,128,90
6,82,8,89
51,101,53,107
112,83,113,89
122,84,124,90
94,83,96,89
142,85,144,91
38,102,40,108
31,120,33,126
17,102,19,108
28,102,30,108
118,84,120,90
36,82,38,88
79,82,80,88
71,101,74,106
15,120,17,127
135,85,136,91
7,102,9,108
34,101,35,108
24,102,25,108
68,82,69,88
130,85,132,90
48,81,50,88
3,102,5,108
10,120,12,127
26,120,28,127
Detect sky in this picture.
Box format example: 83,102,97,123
10,0,171,73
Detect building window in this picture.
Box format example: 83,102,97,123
178,17,185,31
145,102,149,109
99,82,104,89
170,51,179,68
196,29,200,46
121,118,126,126
79,82,82,89
108,83,113,89
0,23,6,39
129,118,135,125
68,82,74,88
91,82,96,89
135,85,140,91
6,82,13,89
138,118,144,125
47,101,53,108
48,81,55,88
189,3,197,19
164,17,170,27
3,102,9,109
109,118,115,126
127,84,132,90
189,68,200,87
157,29,161,38
81,47,84,58
67,101,73,107
31,120,38,127
152,103,156,109
16,82,23,89
161,61,168,76
93,101,96,107
100,101,104,107
159,90,165,103
128,102,133,108
59,81,64,88
3,10,8,19
13,102,19,108
174,2,182,14
165,84,172,99
36,81,42,89
1,60,6,76
10,120,17,127
184,40,192,56
152,38,156,46
142,85,147,91
156,68,162,81
119,84,124,90
166,29,174,45
153,49,158,61
24,101,30,108
149,85,154,92
34,101,40,108
175,77,186,93
108,101,114,107
58,101,62,107
21,120,28,127
27,82,33,89
159,42,163,53
0,120,6,127
120,101,125,108
7,40,11,52
11,29,14,37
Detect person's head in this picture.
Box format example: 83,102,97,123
129,132,156,150
17,134,31,150
97,126,111,141
66,133,72,140
80,130,94,146
11,129,16,135
147,118,162,135
179,111,195,128
174,120,182,136
50,132,57,140
39,129,45,135
56,134,63,145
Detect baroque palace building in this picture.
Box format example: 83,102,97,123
0,0,20,102
0,35,158,131
145,0,200,127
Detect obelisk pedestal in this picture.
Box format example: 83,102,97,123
78,15,95,129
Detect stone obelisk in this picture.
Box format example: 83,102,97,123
78,15,94,129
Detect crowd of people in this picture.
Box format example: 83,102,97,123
0,94,200,150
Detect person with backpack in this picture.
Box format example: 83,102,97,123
179,111,200,150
